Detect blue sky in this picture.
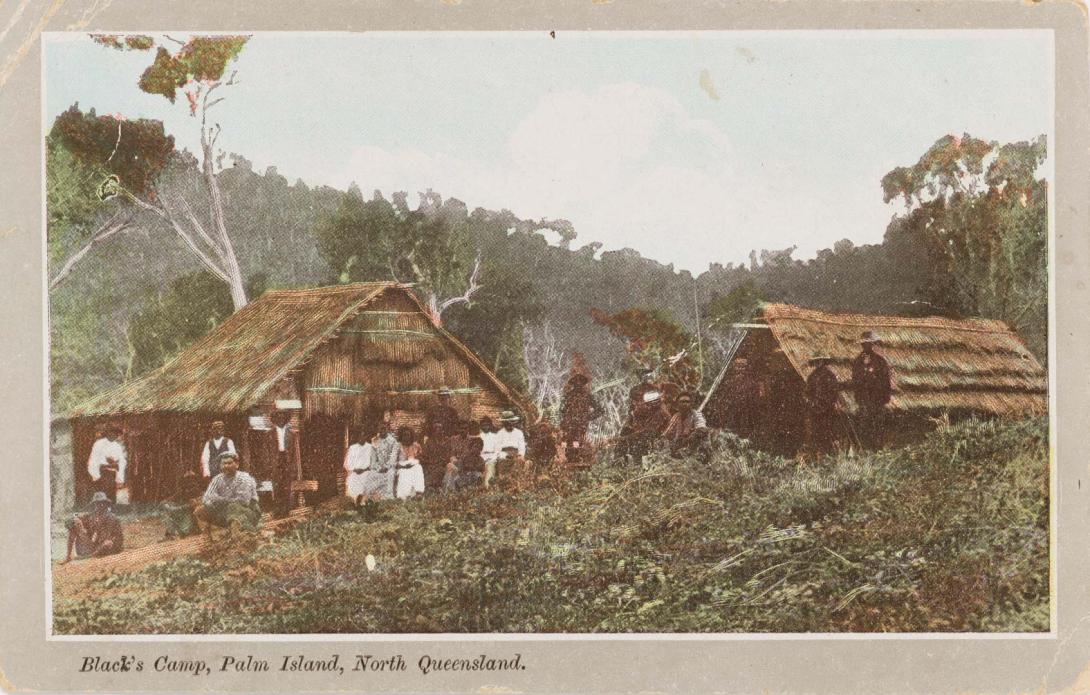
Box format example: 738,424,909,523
43,31,1053,272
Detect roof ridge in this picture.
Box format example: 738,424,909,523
760,303,1012,335
262,281,401,297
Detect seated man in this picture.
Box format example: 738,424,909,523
194,452,261,539
62,492,123,563
616,390,670,464
662,391,711,462
160,470,205,539
491,410,528,484
447,436,487,490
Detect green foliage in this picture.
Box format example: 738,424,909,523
45,140,102,267
591,307,697,387
91,34,249,104
49,105,175,196
704,279,764,330
881,134,1048,356
53,417,1049,634
128,271,267,377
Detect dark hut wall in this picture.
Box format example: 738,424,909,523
71,412,250,505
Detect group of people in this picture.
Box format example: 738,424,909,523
803,330,893,454
343,393,529,506
67,412,300,560
614,370,712,464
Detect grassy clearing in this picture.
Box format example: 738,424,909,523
53,417,1049,634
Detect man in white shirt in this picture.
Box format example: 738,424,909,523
87,425,127,503
491,411,527,485
199,420,237,479
477,416,499,488
195,453,261,540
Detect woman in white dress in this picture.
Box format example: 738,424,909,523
393,426,425,500
343,426,377,506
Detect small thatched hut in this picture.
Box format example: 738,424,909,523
702,303,1047,453
67,282,534,505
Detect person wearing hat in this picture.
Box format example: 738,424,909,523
628,366,657,406
559,371,602,465
490,411,527,484
86,424,127,504
424,386,459,439
194,452,261,539
61,491,123,563
616,389,670,464
199,420,236,480
662,391,711,462
851,331,893,450
805,356,842,456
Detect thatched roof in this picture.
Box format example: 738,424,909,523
70,282,533,418
735,303,1047,415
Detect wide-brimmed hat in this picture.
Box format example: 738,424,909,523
861,331,881,344
437,386,453,396
218,451,239,462
808,356,833,365
499,410,520,422
89,491,110,506
642,390,663,404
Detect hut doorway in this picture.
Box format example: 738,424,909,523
301,413,348,503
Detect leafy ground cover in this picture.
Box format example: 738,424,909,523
53,417,1048,634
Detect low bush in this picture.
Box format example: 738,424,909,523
53,416,1049,634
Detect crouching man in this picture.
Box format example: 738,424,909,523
662,392,711,462
194,452,261,540
160,470,205,539
61,491,123,564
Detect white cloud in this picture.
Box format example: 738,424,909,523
338,83,751,270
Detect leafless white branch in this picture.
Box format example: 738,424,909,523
49,212,135,290
436,251,483,315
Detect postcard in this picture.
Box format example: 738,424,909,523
1,1,1088,693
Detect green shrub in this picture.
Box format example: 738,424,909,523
53,417,1049,634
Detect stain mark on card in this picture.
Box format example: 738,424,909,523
699,69,720,101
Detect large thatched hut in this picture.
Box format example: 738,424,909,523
702,303,1047,453
67,282,534,505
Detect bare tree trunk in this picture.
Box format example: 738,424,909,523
201,128,247,309
49,212,134,291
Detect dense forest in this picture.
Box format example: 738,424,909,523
47,87,1048,421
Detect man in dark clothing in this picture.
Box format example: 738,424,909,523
851,331,893,450
528,421,559,467
559,373,603,464
424,387,459,436
450,436,487,490
62,492,123,563
805,357,841,456
199,419,236,480
662,392,711,461
270,410,298,518
616,390,670,463
161,470,205,539
420,419,453,493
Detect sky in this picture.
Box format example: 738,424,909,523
43,31,1053,273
